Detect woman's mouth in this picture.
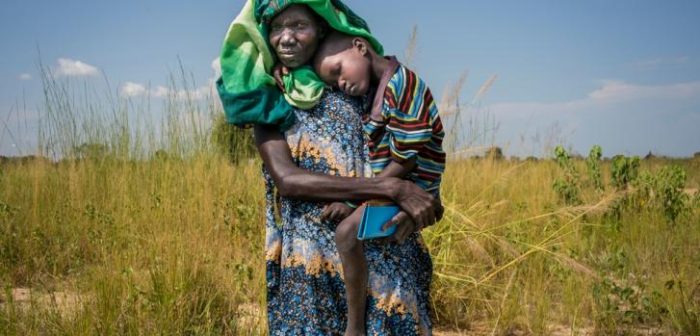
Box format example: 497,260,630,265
277,48,298,57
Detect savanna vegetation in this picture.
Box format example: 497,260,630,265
1,60,698,336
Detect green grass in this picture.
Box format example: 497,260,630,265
1,65,699,336
1,155,698,335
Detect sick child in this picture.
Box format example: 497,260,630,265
313,30,445,335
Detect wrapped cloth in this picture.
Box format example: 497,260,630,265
216,0,383,130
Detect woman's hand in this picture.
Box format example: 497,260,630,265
382,211,416,243
390,180,443,230
272,63,290,92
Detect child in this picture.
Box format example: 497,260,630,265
313,30,445,335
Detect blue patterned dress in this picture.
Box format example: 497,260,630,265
263,90,434,335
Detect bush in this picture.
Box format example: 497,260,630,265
211,115,256,164
587,145,604,191
485,146,504,160
552,145,581,205
611,155,640,191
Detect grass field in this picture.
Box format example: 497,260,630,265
1,151,698,335
1,68,699,335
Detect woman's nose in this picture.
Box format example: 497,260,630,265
279,30,297,46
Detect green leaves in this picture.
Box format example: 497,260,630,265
552,146,581,205
611,155,640,190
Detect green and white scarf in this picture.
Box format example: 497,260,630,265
216,0,383,131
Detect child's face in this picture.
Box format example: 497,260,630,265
315,43,371,96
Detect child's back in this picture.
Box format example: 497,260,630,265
363,56,445,194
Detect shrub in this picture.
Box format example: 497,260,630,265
552,146,581,205
211,115,256,164
587,145,604,192
611,155,640,191
485,146,504,160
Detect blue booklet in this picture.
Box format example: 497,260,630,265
357,202,400,240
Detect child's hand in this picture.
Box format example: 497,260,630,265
272,63,290,92
321,202,354,222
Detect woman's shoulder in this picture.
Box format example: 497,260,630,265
288,89,366,135
304,89,365,115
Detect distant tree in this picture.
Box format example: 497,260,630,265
644,151,656,160
586,145,604,192
154,150,169,161
74,143,108,160
0,155,51,166
211,114,256,164
485,146,504,160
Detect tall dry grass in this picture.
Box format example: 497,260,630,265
1,57,699,335
2,151,699,335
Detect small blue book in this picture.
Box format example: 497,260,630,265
357,201,400,240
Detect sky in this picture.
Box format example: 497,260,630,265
1,0,699,157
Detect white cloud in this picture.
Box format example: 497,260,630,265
211,57,221,78
119,82,148,97
631,56,689,69
118,56,221,101
481,79,700,157
119,83,211,101
588,80,700,102
54,58,99,77
152,86,169,98
19,73,32,80
490,80,700,117
169,86,211,101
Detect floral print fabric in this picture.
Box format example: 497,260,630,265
263,90,433,335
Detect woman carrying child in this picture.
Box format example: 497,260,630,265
217,1,442,334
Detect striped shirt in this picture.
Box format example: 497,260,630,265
363,58,445,192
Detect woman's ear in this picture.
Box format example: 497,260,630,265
317,22,327,39
353,38,368,56
315,19,328,39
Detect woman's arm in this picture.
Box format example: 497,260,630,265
254,124,439,227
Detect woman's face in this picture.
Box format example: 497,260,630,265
268,5,323,68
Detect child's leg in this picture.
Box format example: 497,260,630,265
335,206,368,335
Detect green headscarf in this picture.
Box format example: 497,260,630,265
217,0,383,131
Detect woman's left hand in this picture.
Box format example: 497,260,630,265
383,211,419,243
272,63,289,92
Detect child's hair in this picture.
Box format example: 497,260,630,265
313,30,373,69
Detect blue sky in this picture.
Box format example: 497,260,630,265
2,0,699,157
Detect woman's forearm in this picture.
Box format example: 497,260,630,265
254,124,401,201
278,172,402,201
254,124,439,229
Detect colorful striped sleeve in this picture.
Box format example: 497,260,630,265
383,67,438,163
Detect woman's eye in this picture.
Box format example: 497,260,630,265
296,22,308,30
271,25,283,32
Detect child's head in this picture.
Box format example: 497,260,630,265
313,31,376,96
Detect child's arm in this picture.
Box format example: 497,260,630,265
321,158,417,223
376,157,416,179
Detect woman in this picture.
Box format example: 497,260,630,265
217,1,441,334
